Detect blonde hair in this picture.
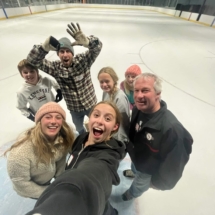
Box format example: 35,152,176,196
4,121,75,165
98,67,119,101
123,80,133,95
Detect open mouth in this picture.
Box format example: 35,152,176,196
137,100,146,105
63,59,69,64
48,126,58,130
93,127,103,137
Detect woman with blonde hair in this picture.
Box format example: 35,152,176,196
98,67,130,145
5,102,75,199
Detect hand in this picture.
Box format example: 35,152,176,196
55,89,63,102
150,182,160,190
27,113,35,122
42,36,60,52
66,22,89,48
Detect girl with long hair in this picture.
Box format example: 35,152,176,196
98,67,130,145
5,102,75,199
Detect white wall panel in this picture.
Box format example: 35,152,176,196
1,4,215,29
30,6,46,14
181,11,191,20
199,14,215,25
157,8,176,16
5,7,30,17
0,9,6,19
190,12,198,21
174,10,181,17
212,18,215,27
47,4,68,11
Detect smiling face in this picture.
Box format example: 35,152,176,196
87,103,119,144
98,73,115,94
40,113,63,141
125,74,136,88
21,67,39,85
58,48,73,67
134,77,160,113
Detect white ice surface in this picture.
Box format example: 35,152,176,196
0,6,215,215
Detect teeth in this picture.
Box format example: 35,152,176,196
94,127,102,131
48,126,57,129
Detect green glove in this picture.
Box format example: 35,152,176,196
67,23,89,48
42,36,60,52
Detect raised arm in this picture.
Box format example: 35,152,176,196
67,22,102,68
27,36,60,77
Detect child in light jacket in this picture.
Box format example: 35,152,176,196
16,59,63,121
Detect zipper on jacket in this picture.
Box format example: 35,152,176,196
71,144,85,169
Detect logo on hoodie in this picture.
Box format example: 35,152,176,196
28,88,50,101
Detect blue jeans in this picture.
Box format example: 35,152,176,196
128,163,152,198
70,108,92,134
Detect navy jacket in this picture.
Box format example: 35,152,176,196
127,100,193,190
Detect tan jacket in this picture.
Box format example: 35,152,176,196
7,137,67,199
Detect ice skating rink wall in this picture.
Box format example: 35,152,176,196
0,3,215,27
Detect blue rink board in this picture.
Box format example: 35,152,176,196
0,143,138,215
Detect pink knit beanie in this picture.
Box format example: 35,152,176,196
125,65,142,76
35,102,66,123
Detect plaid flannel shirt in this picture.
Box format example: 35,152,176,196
27,36,102,112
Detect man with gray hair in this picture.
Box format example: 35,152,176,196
27,22,102,134
122,73,193,201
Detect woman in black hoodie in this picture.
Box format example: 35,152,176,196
26,101,126,215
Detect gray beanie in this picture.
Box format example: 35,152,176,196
58,37,74,55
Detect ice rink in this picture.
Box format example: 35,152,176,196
0,5,215,215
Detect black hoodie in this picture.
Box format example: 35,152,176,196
26,132,126,215
66,132,126,185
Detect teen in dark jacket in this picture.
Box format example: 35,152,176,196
26,101,126,215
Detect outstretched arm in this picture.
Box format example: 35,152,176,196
26,157,114,215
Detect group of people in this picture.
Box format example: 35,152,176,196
4,22,193,215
